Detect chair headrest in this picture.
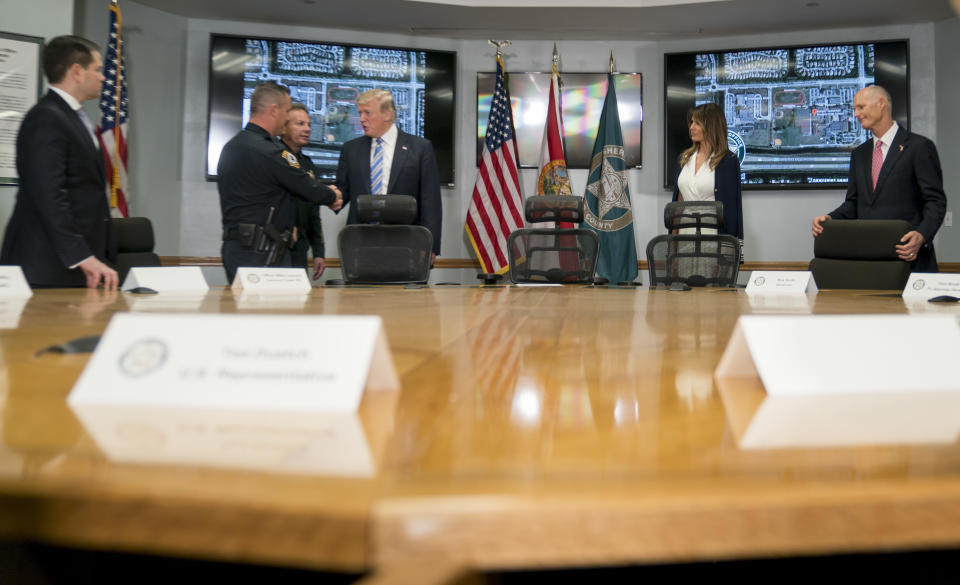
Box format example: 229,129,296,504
113,217,155,253
355,194,418,224
664,201,723,231
814,219,913,260
525,195,585,223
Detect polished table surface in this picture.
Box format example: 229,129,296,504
1,286,959,572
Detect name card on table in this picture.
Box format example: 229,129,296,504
0,266,32,298
68,313,399,412
122,266,209,293
902,273,960,300
745,271,817,295
232,267,312,293
715,314,960,396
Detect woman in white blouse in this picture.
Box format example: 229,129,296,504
671,103,743,243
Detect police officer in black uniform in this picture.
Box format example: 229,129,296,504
279,102,327,281
217,81,342,283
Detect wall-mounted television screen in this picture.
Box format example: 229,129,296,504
664,40,909,189
476,72,643,169
207,34,457,184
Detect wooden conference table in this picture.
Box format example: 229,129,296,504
1,285,959,575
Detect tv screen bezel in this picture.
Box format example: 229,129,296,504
663,39,910,191
205,33,457,185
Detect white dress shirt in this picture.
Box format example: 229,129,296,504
676,150,718,235
873,121,899,165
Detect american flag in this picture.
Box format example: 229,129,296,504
465,57,524,275
97,0,129,218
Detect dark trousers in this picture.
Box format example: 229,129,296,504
913,245,938,273
221,240,291,284
289,237,310,270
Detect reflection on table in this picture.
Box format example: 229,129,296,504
1,286,960,573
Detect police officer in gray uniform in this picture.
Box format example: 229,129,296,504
218,81,341,283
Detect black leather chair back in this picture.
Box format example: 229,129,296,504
809,219,912,289
113,217,161,282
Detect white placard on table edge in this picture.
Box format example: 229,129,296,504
122,266,209,293
715,314,960,396
745,271,817,295
0,266,32,298
68,312,399,413
231,267,312,293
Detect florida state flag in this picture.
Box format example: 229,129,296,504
536,59,571,197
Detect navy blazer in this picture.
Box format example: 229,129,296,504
672,151,743,240
0,91,113,287
829,127,946,272
335,129,442,255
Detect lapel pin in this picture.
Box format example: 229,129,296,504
899,145,903,152
402,145,408,150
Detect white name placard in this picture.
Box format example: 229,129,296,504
715,314,960,395
122,266,209,293
232,267,312,293
68,313,399,412
903,273,960,300
745,271,817,295
71,404,375,477
0,266,32,298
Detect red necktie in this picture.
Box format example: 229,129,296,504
871,140,883,191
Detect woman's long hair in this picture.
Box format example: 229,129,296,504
679,103,730,170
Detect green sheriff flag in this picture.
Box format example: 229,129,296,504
582,73,638,283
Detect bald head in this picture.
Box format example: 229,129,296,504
859,85,893,110
853,85,894,138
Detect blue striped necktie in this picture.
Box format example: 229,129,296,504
370,137,384,195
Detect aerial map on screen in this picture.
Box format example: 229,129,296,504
696,44,875,186
242,40,427,179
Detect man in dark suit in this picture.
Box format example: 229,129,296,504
1,35,117,289
812,85,946,272
335,89,442,262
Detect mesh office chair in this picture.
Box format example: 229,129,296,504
646,201,741,287
337,195,433,284
808,219,912,289
113,217,162,283
506,195,600,284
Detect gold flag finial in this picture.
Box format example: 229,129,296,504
488,39,511,60
609,51,615,74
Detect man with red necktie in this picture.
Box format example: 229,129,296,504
812,85,946,273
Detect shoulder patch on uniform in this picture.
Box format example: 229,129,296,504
281,150,300,168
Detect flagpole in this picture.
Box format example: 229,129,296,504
110,0,122,211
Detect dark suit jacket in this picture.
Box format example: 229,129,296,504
672,151,743,240
1,91,113,287
829,127,946,272
335,128,442,255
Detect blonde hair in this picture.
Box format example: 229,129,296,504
356,89,396,122
679,102,730,170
